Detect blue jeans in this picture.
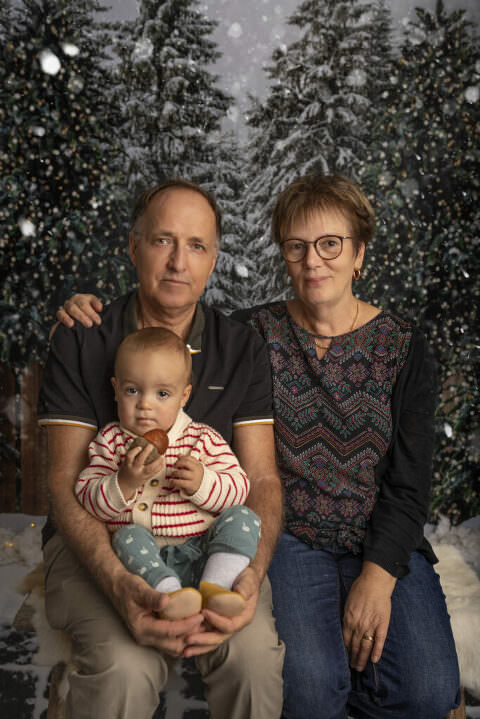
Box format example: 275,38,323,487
268,532,460,719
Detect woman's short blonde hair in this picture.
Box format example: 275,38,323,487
271,174,375,254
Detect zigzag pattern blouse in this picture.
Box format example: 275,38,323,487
246,303,412,554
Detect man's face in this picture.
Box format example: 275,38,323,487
129,188,218,314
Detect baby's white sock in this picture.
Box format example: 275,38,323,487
201,552,250,590
155,576,182,594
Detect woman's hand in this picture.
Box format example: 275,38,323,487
342,560,397,672
57,293,103,328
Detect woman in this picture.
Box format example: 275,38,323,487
58,174,460,718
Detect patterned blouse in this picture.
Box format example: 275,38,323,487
245,302,413,554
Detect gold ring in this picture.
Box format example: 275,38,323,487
362,634,375,642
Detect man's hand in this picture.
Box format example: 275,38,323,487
111,568,205,657
57,293,103,328
118,445,165,500
169,455,204,496
183,566,260,658
342,561,396,672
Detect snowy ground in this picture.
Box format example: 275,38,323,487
1,513,479,718
0,513,208,719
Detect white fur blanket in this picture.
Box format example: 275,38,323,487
426,516,480,699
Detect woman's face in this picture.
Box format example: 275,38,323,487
283,207,365,309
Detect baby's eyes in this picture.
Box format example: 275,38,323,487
157,390,170,398
125,387,138,395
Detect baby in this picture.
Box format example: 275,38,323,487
75,327,261,620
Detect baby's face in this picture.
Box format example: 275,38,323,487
112,347,191,436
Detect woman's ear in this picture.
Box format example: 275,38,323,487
355,241,366,269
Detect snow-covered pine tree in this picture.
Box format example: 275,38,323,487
245,0,392,305
0,0,131,369
112,0,231,195
202,135,254,314
362,0,480,521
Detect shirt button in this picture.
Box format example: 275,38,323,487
137,502,148,511
150,479,159,487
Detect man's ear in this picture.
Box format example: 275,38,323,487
129,232,138,267
181,384,192,408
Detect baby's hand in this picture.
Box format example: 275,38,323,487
169,456,204,496
118,445,164,500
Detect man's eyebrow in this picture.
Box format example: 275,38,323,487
150,230,176,238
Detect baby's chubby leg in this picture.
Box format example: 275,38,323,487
200,506,261,616
112,525,201,620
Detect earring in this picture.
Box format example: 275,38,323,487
353,269,361,281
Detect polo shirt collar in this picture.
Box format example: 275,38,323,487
123,291,204,354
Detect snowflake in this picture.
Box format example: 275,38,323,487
234,263,248,278
61,42,80,57
346,69,367,88
18,219,35,237
227,23,242,39
465,86,479,104
132,38,154,62
39,49,61,75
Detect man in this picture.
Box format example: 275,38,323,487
38,179,285,718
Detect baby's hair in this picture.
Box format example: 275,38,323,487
115,327,192,384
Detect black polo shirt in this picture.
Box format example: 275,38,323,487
38,292,274,446
39,293,274,545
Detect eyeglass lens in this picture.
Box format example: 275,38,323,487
282,235,343,261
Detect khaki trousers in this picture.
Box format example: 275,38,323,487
44,534,285,719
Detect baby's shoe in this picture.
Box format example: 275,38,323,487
200,581,246,617
160,587,202,620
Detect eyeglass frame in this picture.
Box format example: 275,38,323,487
279,235,353,263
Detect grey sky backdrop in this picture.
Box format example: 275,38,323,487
106,0,480,137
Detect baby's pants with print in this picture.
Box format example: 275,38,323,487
112,505,261,588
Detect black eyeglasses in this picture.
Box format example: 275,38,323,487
280,235,352,263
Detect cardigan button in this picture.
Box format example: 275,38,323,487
137,502,148,511
150,479,159,487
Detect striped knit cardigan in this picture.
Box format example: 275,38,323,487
75,410,250,542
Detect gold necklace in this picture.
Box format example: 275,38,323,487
301,302,359,350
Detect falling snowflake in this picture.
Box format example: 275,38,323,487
464,86,479,104
39,49,61,75
61,42,80,57
227,23,243,39
346,69,367,88
234,263,249,278
444,423,453,438
18,219,35,237
132,37,154,62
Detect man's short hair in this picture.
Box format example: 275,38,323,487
271,174,375,254
115,327,192,384
130,178,222,247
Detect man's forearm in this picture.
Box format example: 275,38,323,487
246,473,283,581
47,425,127,603
52,487,126,599
233,424,284,582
